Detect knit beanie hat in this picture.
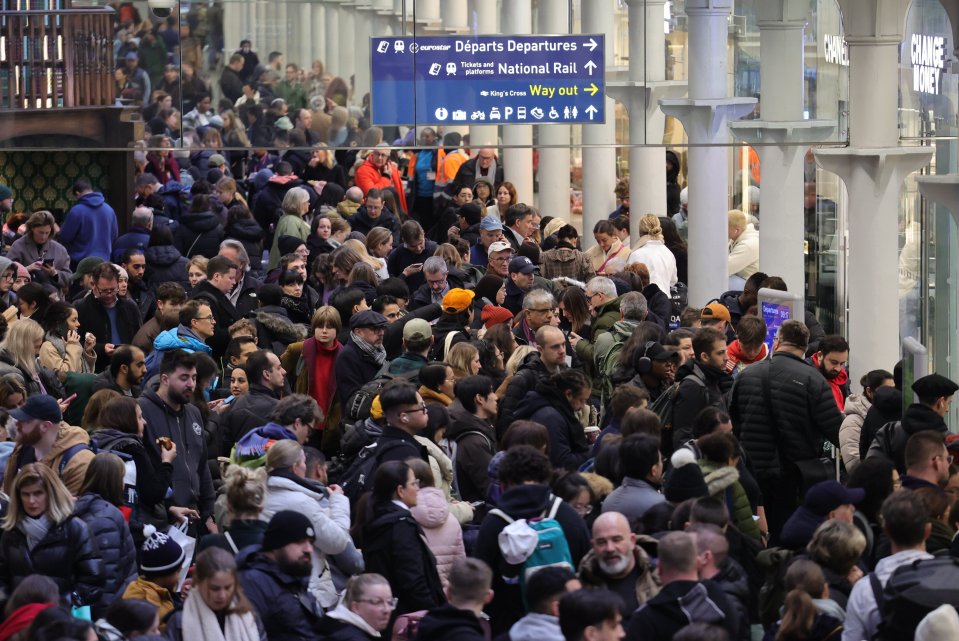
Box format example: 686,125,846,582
916,605,959,641
663,449,709,503
277,234,305,256
13,263,28,282
140,525,185,576
262,510,316,552
481,304,513,329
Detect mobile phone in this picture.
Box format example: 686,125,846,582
222,395,235,405
43,258,54,266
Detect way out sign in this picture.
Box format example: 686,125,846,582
371,35,606,125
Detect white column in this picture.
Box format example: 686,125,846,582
580,0,618,248
536,0,570,219
312,5,327,70
917,177,959,228
339,5,357,89
325,2,341,78
813,0,932,381
295,4,312,80
469,0,499,148
354,5,374,106
660,0,755,304
442,0,468,32
501,0,534,203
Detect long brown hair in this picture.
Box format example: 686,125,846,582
776,560,826,641
80,452,126,506
193,547,254,616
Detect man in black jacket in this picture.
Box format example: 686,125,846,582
729,319,841,538
76,262,143,370
496,325,569,437
218,349,286,456
334,310,389,406
219,239,262,317
416,558,492,641
671,327,734,452
373,382,429,466
451,148,503,195
189,256,241,360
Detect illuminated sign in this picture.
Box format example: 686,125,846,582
824,34,848,66
910,34,946,95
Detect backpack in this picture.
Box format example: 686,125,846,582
488,496,574,606
872,556,959,641
338,439,408,504
649,373,705,446
757,546,795,629
343,364,419,423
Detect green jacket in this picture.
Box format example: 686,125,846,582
699,460,761,541
275,80,308,110
575,294,623,370
593,319,643,407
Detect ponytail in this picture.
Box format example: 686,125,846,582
775,588,817,641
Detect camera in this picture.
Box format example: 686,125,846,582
148,0,176,19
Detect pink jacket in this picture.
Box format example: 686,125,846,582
410,486,465,588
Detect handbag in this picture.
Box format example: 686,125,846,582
166,520,197,593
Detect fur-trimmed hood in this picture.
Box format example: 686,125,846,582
698,460,740,496
254,308,309,341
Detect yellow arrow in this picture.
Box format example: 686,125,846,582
585,83,599,96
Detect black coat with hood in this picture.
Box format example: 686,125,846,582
251,305,309,356
513,384,590,471
91,428,173,527
72,492,138,615
626,579,739,641
672,360,734,450
865,402,947,473
223,218,265,276
347,206,400,241
495,351,555,438
190,279,241,359
858,385,903,460
173,210,225,259
415,604,486,641
446,399,497,502
144,245,190,291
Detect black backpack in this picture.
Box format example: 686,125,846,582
343,364,419,423
872,556,959,641
338,439,408,504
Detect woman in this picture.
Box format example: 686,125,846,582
585,220,631,276
0,464,102,610
146,135,180,184
762,560,843,641
278,270,311,326
839,369,895,474
145,225,190,291
229,365,250,399
0,575,60,641
199,466,268,555
95,598,159,641
342,239,387,279
73,453,138,617
269,187,312,269
116,265,130,299
627,214,678,295
514,369,592,471
419,363,454,408
365,228,393,280
445,341,480,381
318,574,395,641
187,256,210,290
359,460,445,616
15,283,51,323
308,216,340,265
473,339,506,389
39,301,96,381
304,143,347,188
262,440,351,609
659,216,688,285
484,323,517,365
408,458,465,588
558,286,592,339
495,182,517,220
80,388,119,431
552,470,597,520
805,520,866,609
473,178,495,208
475,274,506,307
223,204,263,277
174,194,226,259
7,210,71,287
166,547,265,641
0,319,61,397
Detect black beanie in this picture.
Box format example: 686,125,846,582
262,510,316,552
664,450,709,504
277,234,305,257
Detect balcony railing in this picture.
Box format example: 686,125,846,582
0,7,115,111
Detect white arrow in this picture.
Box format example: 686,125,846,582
585,105,598,120
584,60,597,75
585,38,598,52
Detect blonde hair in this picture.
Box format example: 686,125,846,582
505,345,536,377
4,463,75,529
366,227,393,257
638,214,663,239
2,318,43,377
727,209,747,229
265,439,303,472
807,520,866,575
445,341,478,378
223,465,268,517
312,143,335,169
434,243,462,268
187,255,209,273
342,239,385,271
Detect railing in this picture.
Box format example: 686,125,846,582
0,7,115,110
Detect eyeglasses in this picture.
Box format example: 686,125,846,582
529,308,556,315
96,287,118,296
195,316,215,321
0,273,13,281
489,256,511,263
404,403,429,415
356,597,399,609
572,503,593,516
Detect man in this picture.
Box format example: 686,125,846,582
594,292,649,405
504,204,535,253
387,220,439,293
355,144,408,214
810,335,850,410
133,173,162,210
91,345,146,398
842,491,933,641
470,216,504,268
671,327,734,450
729,319,842,536
347,187,401,239
718,270,767,329
727,209,759,290
219,239,262,316
573,276,622,364
388,319,432,375
335,310,389,406
70,256,104,303
189,256,241,359
121,249,153,322
507,567,580,641
149,300,216,376
220,335,258,389
220,349,287,456
112,206,153,263
76,262,142,369
900,430,951,493
123,52,151,104
0,257,16,312
374,381,430,465
602,434,666,525
448,375,498,502
513,288,556,347
687,523,750,640
293,108,320,145
240,510,324,641
475,445,590,635
779,479,864,550
275,63,308,110
866,373,958,473
699,303,732,337
133,282,187,355
559,588,625,641
503,256,536,316
415,558,494,641
629,342,681,402
139,349,216,533
60,179,118,265
231,394,318,466
486,240,514,279
372,295,403,324
436,183,475,244
2,394,95,496
625,531,738,641
497,325,568,435
219,53,246,103
410,256,453,310
452,147,503,195
578,511,660,626
608,178,630,220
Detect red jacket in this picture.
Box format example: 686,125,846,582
355,154,408,213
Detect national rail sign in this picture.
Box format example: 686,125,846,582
370,35,606,126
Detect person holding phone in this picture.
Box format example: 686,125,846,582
39,301,97,380
6,210,73,286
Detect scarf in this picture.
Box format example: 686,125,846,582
419,386,452,407
326,602,381,637
351,332,387,366
306,338,341,430
182,591,260,641
0,602,53,641
18,514,52,550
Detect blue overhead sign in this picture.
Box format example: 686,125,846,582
370,35,605,126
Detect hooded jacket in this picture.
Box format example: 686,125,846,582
514,383,590,471
866,402,948,473
254,306,309,355
541,243,596,283
111,225,151,263
91,428,173,525
410,486,465,588
507,613,564,641
347,205,400,240
252,174,305,236
839,393,871,473
712,558,752,641
72,492,138,615
190,279,241,358
859,386,903,460
574,294,622,371
496,352,557,438
672,360,734,450
224,218,265,274
138,385,215,520
60,191,117,261
219,383,280,457
625,580,739,641
415,603,485,641
239,548,324,641
3,424,95,496
173,209,225,259
698,461,760,541
446,400,497,502
144,245,190,291
593,319,642,404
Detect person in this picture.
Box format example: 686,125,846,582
359,460,445,616
514,369,591,471
268,187,312,269
133,282,188,355
626,214,677,295
602,434,665,525
335,310,389,406
729,320,842,536
806,519,867,608
593,293,650,406
625,531,738,641
316,573,396,641
559,588,625,641
586,220,631,277
388,318,432,375
866,373,958,473
686,523,751,640
726,209,759,290
173,195,226,260
60,179,118,264
497,325,569,436
810,335,851,411
281,306,343,441
189,255,241,360
505,566,580,641
219,349,286,456
779,480,865,551
166,547,266,641
0,463,103,611
410,256,453,311
671,328,734,452
355,145,408,215
899,430,951,493
474,445,590,635
839,369,895,473
842,490,933,641
3,394,94,496
407,458,465,588
578,511,660,625
415,558,493,641
502,204,534,253
37,301,96,380
198,466,268,555
230,394,319,465
451,147,503,196
94,598,160,640
75,262,143,369
723,314,768,376
238,510,325,641
139,349,216,534
144,226,191,294
90,345,146,398
447,375,498,502
764,559,844,641
7,210,72,287
148,300,216,373
541,225,596,283
348,188,401,241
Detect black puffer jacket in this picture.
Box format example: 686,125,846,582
513,384,589,471
865,402,947,473
672,360,734,450
858,385,903,460
73,492,138,615
0,515,104,608
495,352,554,438
144,244,190,291
729,352,841,479
173,210,225,259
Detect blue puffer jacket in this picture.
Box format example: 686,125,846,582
73,492,138,616
153,326,212,354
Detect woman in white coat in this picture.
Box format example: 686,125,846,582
261,439,351,609
626,214,677,295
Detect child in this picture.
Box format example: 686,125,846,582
725,315,768,376
121,524,185,629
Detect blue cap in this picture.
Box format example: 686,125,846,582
508,256,536,274
480,216,503,232
10,394,62,423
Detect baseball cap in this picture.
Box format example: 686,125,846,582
508,256,536,275
73,256,105,282
480,216,504,232
645,342,681,362
701,303,731,323
125,52,139,61
803,480,865,516
442,288,475,314
487,241,512,257
403,318,432,342
208,153,227,168
349,310,388,330
10,394,62,423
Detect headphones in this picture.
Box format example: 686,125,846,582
635,341,658,375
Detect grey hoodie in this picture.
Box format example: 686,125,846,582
508,612,564,641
